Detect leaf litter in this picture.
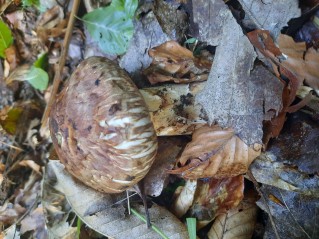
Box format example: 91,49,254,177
1,0,319,238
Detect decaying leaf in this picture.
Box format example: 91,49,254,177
119,11,170,78
189,176,244,224
278,34,319,91
144,41,211,84
144,137,188,197
247,30,303,142
171,180,198,218
140,82,207,136
42,158,77,239
207,196,258,239
153,0,187,41
36,5,68,42
48,160,189,239
257,185,319,239
193,0,283,145
266,111,319,175
20,206,48,239
250,152,319,197
239,0,300,39
169,125,261,179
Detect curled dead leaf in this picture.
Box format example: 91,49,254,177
145,41,211,84
278,34,319,91
169,125,261,179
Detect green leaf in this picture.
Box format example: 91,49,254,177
0,20,13,58
33,53,48,70
111,0,138,18
26,66,49,90
185,37,197,44
82,5,134,55
22,0,40,8
186,218,196,239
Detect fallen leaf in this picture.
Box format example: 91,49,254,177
278,34,319,91
171,180,198,218
145,41,211,84
119,11,170,80
266,111,319,175
20,206,48,239
193,0,283,145
42,161,77,238
189,176,244,223
247,30,303,142
144,137,188,197
169,125,261,179
48,160,190,239
257,185,319,239
153,0,187,41
238,0,300,39
250,152,319,197
207,196,258,239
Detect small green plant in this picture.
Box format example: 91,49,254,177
26,53,49,90
186,217,197,239
130,208,169,239
0,20,13,58
22,0,40,8
76,217,83,239
82,0,138,55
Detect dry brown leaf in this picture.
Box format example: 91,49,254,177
278,34,319,91
145,41,211,84
207,197,258,239
169,125,261,179
190,176,244,224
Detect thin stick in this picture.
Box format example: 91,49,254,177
247,170,281,239
0,140,23,151
41,0,80,129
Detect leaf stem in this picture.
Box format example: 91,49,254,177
130,208,169,239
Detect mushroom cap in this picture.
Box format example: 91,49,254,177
49,57,158,193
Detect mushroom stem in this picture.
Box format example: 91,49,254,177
140,82,207,136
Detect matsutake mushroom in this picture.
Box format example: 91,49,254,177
49,56,159,194
49,56,207,195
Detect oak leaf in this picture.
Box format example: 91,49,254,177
169,125,261,179
207,197,258,239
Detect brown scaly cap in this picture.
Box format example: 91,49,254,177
49,56,158,193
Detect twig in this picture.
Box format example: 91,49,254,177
247,170,281,239
0,140,23,151
41,0,80,129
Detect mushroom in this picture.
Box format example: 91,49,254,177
49,56,158,193
49,56,209,191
